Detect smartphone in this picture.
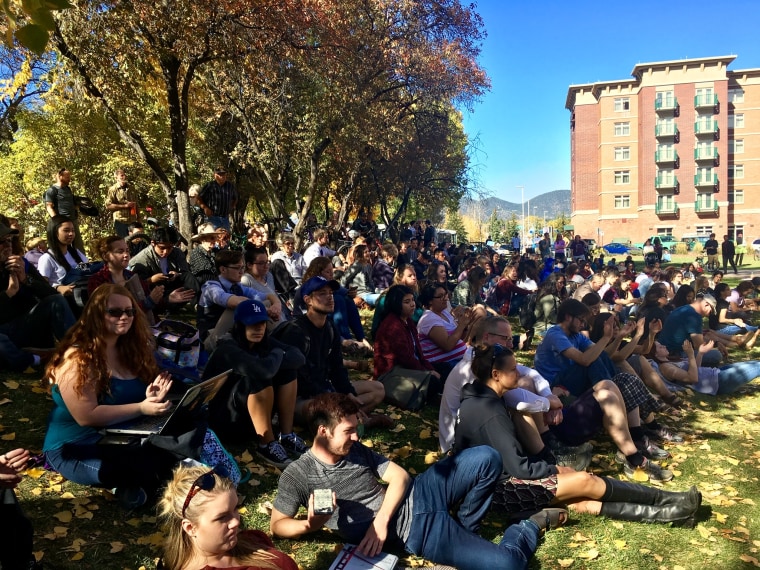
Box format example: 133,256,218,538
313,489,334,515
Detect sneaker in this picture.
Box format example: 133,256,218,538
555,450,592,471
637,436,671,459
551,441,594,455
623,457,673,483
280,432,308,456
257,441,292,469
645,425,684,443
114,486,147,510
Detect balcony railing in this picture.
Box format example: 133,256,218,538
655,149,679,165
695,94,719,109
655,96,679,114
655,124,679,140
694,200,719,214
655,202,679,215
655,175,679,189
694,172,718,187
695,120,719,135
694,147,719,162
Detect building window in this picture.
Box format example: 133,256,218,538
614,98,630,112
657,143,675,160
695,226,712,236
655,226,674,236
614,122,630,136
614,195,630,208
696,193,716,207
656,91,676,107
728,225,744,241
729,139,744,154
614,146,630,161
729,114,745,128
729,89,744,104
729,164,744,179
729,189,744,204
614,171,630,184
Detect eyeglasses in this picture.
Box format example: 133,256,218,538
253,260,271,266
225,265,245,271
433,292,448,299
105,307,137,318
182,469,216,518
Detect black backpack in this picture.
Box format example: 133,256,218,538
518,293,538,330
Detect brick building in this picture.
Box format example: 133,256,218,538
566,55,760,246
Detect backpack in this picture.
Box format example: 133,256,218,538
519,292,538,330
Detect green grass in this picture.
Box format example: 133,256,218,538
2,309,760,569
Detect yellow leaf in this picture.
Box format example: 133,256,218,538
419,428,431,439
558,559,574,568
136,532,164,546
614,539,627,549
363,439,374,448
697,525,711,539
257,501,273,516
239,450,253,463
640,548,651,554
715,512,728,523
674,566,686,570
70,552,84,561
1,432,16,441
739,554,760,566
53,511,72,523
126,518,142,527
0,398,11,405
3,380,19,390
110,541,125,553
76,511,93,520
389,423,406,433
653,554,663,562
33,552,44,562
612,522,624,530
24,467,46,479
631,467,649,482
393,445,412,459
578,549,599,560
247,478,261,486
60,492,76,499
424,451,439,464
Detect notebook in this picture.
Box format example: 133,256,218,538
328,544,398,570
103,369,230,436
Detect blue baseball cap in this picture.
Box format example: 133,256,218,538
233,300,269,325
300,276,340,300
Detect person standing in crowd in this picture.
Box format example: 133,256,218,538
721,235,737,274
44,168,85,252
106,169,138,237
704,233,719,271
197,166,238,231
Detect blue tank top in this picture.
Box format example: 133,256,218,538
43,377,146,452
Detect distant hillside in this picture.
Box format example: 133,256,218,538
461,190,570,219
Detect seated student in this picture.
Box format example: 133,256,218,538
0,222,75,371
271,392,563,570
671,284,695,308
37,214,88,293
43,284,198,509
488,263,532,316
88,236,195,316
533,273,567,334
658,294,724,366
125,221,149,257
270,233,307,285
128,226,200,302
203,300,307,468
708,283,759,347
242,247,287,323
158,464,297,570
370,264,423,340
340,244,379,307
727,280,757,322
188,223,220,287
273,276,386,424
455,344,700,526
23,236,47,270
371,243,398,292
0,448,40,570
197,250,280,351
651,339,760,396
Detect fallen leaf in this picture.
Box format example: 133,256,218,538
424,451,439,464
1,432,16,441
393,445,412,459
110,541,125,553
389,423,406,433
740,554,760,567
257,501,273,516
715,512,728,523
54,511,72,523
419,428,431,439
24,467,46,479
614,539,627,549
557,559,574,568
0,398,11,405
578,549,599,560
70,552,84,561
611,522,624,530
2,380,19,390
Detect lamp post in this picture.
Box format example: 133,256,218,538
517,185,524,254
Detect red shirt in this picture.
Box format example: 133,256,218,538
373,312,434,378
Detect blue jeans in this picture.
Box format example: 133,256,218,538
716,324,759,335
551,351,617,397
405,446,539,569
717,361,760,394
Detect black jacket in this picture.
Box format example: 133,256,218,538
455,381,558,481
0,260,58,324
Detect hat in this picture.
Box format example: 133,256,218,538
700,293,717,314
26,236,45,250
234,300,269,325
191,222,218,242
0,224,19,240
214,166,228,174
300,276,339,299
73,196,99,217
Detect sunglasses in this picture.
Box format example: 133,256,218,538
105,308,137,318
182,469,217,518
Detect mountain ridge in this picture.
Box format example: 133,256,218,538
461,189,570,219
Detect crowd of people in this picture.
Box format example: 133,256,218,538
3,176,760,569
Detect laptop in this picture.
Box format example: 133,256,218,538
103,369,230,437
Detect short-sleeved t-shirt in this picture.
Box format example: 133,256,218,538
44,184,77,219
416,309,467,363
534,324,593,383
273,443,413,545
657,304,704,353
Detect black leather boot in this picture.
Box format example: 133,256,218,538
600,501,698,527
602,478,701,509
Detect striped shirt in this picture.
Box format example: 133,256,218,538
416,309,468,363
199,180,238,217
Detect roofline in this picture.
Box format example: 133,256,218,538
631,55,736,79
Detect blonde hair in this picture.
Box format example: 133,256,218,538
158,465,279,570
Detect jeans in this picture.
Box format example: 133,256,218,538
404,446,540,570
331,289,365,341
208,215,230,231
552,351,617,397
359,292,381,307
45,433,178,497
717,360,760,394
716,324,759,335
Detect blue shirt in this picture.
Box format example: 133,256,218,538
534,324,593,384
658,304,704,353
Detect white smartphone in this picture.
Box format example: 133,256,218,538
313,488,334,515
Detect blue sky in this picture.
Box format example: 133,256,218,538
463,0,760,202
